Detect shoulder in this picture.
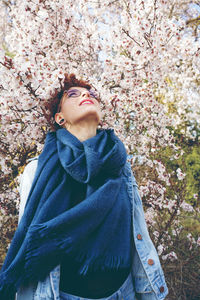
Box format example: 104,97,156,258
27,156,39,164
20,157,38,188
24,156,38,172
20,157,38,182
124,154,135,175
18,157,39,223
123,155,138,189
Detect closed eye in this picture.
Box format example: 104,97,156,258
68,92,77,97
90,91,100,101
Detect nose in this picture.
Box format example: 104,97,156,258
82,90,90,98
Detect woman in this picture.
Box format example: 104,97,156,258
0,74,168,300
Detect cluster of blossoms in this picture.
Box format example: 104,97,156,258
162,251,178,262
180,200,194,212
187,233,200,250
176,168,186,181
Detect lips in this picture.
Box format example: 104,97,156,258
79,99,94,106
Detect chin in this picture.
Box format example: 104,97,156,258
79,109,101,121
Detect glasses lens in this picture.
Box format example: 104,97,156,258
89,89,100,101
62,88,100,102
66,90,81,97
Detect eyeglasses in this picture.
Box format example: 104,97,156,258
57,88,100,113
63,88,100,101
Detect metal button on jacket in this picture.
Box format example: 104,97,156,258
148,259,154,265
137,234,142,240
160,286,165,293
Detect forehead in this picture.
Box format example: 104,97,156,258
67,86,89,92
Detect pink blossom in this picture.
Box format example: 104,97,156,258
157,244,164,256
162,251,178,261
176,168,186,180
180,201,194,212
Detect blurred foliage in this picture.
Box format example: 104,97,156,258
185,146,200,206
135,119,200,300
164,236,200,300
0,215,18,265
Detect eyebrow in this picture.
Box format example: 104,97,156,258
67,88,88,93
67,89,79,93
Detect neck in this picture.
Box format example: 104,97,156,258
64,121,97,142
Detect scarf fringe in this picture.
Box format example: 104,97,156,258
0,273,19,300
24,226,73,281
0,284,16,300
25,228,128,278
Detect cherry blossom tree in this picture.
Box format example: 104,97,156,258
0,0,200,297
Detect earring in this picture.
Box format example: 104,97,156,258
59,118,65,125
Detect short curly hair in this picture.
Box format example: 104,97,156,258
44,73,100,131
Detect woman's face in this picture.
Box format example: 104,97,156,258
55,86,102,127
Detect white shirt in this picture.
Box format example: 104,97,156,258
18,158,38,223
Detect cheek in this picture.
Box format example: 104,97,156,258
62,102,79,122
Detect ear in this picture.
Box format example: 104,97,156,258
55,112,64,125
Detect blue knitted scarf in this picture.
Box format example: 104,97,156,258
0,128,132,299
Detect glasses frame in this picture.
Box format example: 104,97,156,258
57,88,100,113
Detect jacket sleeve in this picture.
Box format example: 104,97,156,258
130,173,168,300
16,159,38,300
18,158,38,224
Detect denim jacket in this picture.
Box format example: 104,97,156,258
16,155,168,300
